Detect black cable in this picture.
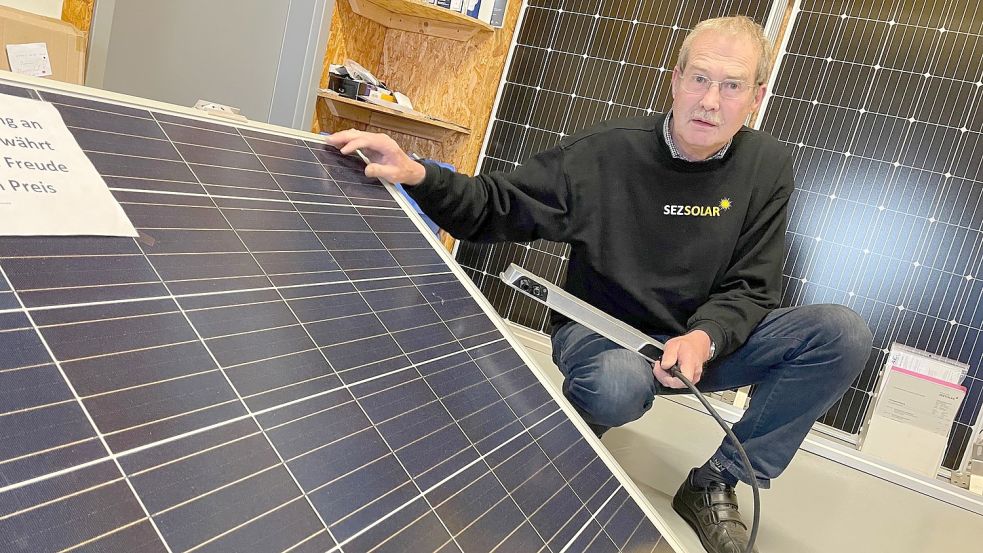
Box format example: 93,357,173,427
668,366,759,553
504,269,759,550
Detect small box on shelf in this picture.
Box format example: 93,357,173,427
346,0,494,41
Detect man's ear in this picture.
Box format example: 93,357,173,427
750,83,767,111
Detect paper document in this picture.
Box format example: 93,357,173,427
876,367,965,435
862,367,966,476
884,342,968,385
0,93,137,237
5,43,53,78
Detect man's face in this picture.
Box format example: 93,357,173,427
670,32,767,160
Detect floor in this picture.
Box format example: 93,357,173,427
604,401,982,553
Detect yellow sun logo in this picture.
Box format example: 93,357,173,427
719,198,732,210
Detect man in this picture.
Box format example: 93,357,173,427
328,16,872,553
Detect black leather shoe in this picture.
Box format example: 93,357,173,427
672,469,756,553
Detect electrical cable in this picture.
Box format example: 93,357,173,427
498,266,760,552
668,365,759,553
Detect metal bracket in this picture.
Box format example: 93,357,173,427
500,264,666,363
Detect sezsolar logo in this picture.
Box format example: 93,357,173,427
663,198,733,217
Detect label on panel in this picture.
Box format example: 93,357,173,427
0,93,137,237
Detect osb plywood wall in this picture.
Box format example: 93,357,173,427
61,0,94,32
317,0,522,175
321,0,388,88
57,0,518,175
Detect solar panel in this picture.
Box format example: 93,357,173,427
758,0,983,470
0,76,673,553
460,0,983,474
457,0,777,334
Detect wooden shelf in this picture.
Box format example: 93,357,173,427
318,91,470,141
347,0,494,41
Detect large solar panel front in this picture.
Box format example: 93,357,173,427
0,77,670,553
759,0,983,470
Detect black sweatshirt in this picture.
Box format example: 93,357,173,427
407,114,794,359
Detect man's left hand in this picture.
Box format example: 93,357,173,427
654,330,712,389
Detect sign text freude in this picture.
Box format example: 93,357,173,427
0,92,136,237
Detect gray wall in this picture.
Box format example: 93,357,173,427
86,0,333,130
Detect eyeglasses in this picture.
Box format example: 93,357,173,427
679,73,754,99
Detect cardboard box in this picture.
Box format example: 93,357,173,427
0,5,86,85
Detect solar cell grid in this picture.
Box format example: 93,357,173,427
0,77,670,552
759,0,983,468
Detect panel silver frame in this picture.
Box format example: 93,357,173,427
501,264,666,362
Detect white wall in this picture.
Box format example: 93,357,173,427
0,0,64,19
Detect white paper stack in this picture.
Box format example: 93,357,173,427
883,343,968,386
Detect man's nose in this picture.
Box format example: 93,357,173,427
699,82,721,111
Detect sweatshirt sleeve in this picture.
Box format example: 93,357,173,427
405,145,574,243
686,154,794,358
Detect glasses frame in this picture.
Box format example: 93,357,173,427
679,71,756,100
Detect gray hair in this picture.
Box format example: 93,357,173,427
677,16,772,85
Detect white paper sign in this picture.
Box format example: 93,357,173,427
5,43,53,78
862,367,966,477
0,93,137,236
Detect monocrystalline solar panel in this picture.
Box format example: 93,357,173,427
759,0,983,470
0,77,671,553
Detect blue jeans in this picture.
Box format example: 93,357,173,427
550,304,873,488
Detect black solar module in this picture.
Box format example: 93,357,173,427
759,0,983,470
0,77,671,552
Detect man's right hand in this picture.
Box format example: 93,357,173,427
325,129,427,186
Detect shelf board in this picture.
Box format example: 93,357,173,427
318,91,470,142
347,0,494,41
